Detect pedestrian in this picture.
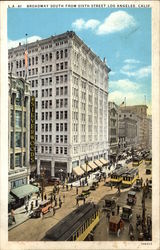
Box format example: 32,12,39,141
83,197,86,204
11,208,16,224
76,198,79,206
59,199,62,208
71,184,73,190
55,198,57,207
30,201,34,212
66,184,68,191
117,204,120,215
110,183,113,190
50,196,53,205
76,187,78,195
63,193,65,203
44,194,47,200
52,206,55,216
35,199,38,207
25,204,28,214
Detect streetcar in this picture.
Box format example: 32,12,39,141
121,168,139,187
132,156,143,166
110,167,128,185
43,202,100,241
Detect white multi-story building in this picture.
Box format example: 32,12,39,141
8,31,110,178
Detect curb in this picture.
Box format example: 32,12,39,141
8,216,30,231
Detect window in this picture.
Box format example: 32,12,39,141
60,135,63,143
64,86,68,95
56,76,59,84
36,68,38,74
42,124,44,132
60,99,63,107
42,112,44,120
64,75,68,83
64,123,67,131
49,88,52,96
64,98,68,107
35,80,38,87
15,153,22,167
10,154,13,169
45,100,48,108
64,135,67,143
56,123,59,131
56,111,59,119
16,91,22,106
35,90,38,97
46,65,48,73
10,132,14,148
56,135,59,143
56,99,59,108
15,111,22,128
49,100,52,108
56,88,59,96
49,65,52,72
45,124,48,132
60,111,63,119
42,101,44,109
45,135,48,142
42,66,44,73
56,51,59,59
46,54,48,61
32,57,34,65
65,62,68,69
56,64,59,71
45,112,48,120
32,80,34,87
56,147,59,154
49,123,52,131
49,147,52,154
64,147,67,154
36,56,38,64
35,101,38,109
35,112,38,120
42,55,44,63
60,75,63,84
41,146,44,153
60,50,63,59
60,87,63,95
64,111,68,119
49,135,52,142
42,79,44,86
65,49,68,58
41,135,44,142
49,77,52,84
35,124,38,132
10,110,14,127
60,123,63,131
49,112,52,120
60,63,63,70
42,89,44,97
49,53,52,60
15,132,21,147
60,147,63,154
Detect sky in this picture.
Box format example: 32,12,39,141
7,8,151,113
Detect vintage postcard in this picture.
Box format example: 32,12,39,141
0,1,159,250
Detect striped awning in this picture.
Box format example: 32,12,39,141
99,158,109,165
80,164,92,172
94,159,103,168
73,166,84,176
88,161,98,170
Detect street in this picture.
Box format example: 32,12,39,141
8,160,151,241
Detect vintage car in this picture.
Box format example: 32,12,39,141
127,191,137,205
132,178,142,191
121,205,132,221
31,200,52,218
103,198,116,212
109,215,124,237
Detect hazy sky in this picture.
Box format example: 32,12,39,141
8,8,151,111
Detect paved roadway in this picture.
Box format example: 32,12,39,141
8,160,151,241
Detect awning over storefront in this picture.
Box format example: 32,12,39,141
94,160,103,168
99,158,109,165
8,193,16,204
73,166,84,176
88,161,98,170
11,184,39,199
80,164,92,172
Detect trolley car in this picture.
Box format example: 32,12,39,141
122,168,139,187
132,156,143,166
43,203,100,241
110,167,128,185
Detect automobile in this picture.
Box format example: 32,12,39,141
132,178,142,191
103,198,116,212
127,191,137,205
47,177,60,185
32,200,53,218
109,215,124,237
121,205,132,221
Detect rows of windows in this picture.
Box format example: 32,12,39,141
10,110,27,128
56,86,68,96
56,146,68,155
56,98,68,108
28,68,38,76
10,177,27,189
16,70,25,77
10,152,26,168
41,112,52,120
31,79,38,88
41,123,52,132
41,134,52,143
41,100,52,109
42,88,52,97
32,90,38,98
41,53,52,63
55,40,68,46
41,146,52,154
56,49,68,60
56,74,68,84
42,65,52,73
56,135,68,143
56,62,68,71
56,111,68,120
10,132,26,148
56,123,68,132
41,77,52,86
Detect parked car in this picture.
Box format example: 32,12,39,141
32,200,53,218
103,198,116,212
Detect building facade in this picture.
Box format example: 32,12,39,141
119,105,148,149
118,110,137,151
8,75,30,191
108,102,119,162
8,31,110,178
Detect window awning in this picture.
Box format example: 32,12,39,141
80,164,92,172
94,160,103,168
88,161,98,170
73,166,84,176
99,158,109,165
11,184,39,199
8,193,16,204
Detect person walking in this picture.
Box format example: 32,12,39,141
44,193,47,200
76,187,78,195
52,206,56,216
11,208,16,224
25,204,28,214
30,201,34,212
63,193,65,203
117,204,120,215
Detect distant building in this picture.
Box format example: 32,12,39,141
146,115,152,149
119,105,148,148
8,31,110,178
8,75,32,208
118,110,137,151
108,102,119,162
